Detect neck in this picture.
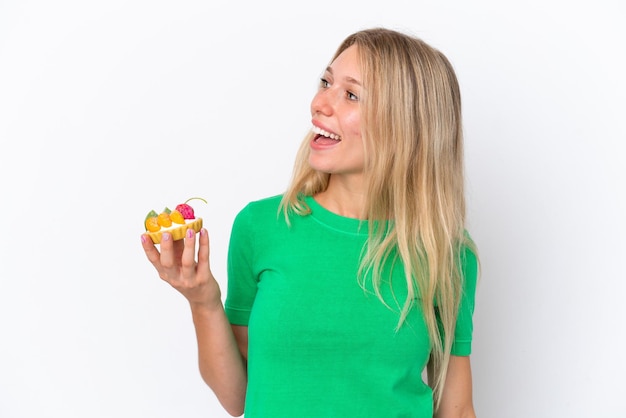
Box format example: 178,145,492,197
314,176,366,219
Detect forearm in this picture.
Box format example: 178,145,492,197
432,355,476,418
190,303,247,417
434,404,476,418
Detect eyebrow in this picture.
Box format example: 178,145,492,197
325,66,362,86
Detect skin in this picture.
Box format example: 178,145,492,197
312,44,477,417
431,356,477,418
141,43,476,418
141,228,247,416
310,45,366,219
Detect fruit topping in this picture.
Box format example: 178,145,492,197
175,203,195,220
175,197,208,220
170,209,185,225
145,210,160,232
157,211,172,228
144,197,207,231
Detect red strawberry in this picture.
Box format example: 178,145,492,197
175,203,195,219
175,197,207,220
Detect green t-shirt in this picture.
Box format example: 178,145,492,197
225,195,478,417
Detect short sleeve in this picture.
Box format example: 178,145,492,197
450,245,479,356
224,204,259,326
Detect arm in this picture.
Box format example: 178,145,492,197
432,355,476,418
190,303,247,416
142,228,247,417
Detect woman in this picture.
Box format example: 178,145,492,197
142,27,479,418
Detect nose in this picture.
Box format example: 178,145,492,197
310,89,333,116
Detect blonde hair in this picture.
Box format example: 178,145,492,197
280,28,477,410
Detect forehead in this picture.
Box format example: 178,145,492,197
327,45,361,82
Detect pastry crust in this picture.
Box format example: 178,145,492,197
147,218,203,244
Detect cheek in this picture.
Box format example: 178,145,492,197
344,112,361,137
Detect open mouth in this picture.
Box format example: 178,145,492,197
312,126,342,143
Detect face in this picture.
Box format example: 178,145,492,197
309,45,364,179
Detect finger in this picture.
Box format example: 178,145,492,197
141,234,162,268
172,234,185,261
181,227,199,278
159,232,176,269
196,228,211,276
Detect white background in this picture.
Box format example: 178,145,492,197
1,1,624,417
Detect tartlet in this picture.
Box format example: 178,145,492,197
144,197,206,244
146,217,203,244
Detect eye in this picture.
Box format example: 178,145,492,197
319,77,331,88
347,91,359,101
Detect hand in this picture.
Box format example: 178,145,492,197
141,228,222,310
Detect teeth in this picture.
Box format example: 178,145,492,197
312,126,341,140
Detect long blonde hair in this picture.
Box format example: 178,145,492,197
280,28,476,410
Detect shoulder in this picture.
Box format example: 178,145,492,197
232,194,285,231
236,194,283,219
461,231,478,265
243,194,283,211
459,231,480,289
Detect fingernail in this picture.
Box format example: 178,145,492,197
141,235,147,244
187,228,194,238
162,233,170,241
